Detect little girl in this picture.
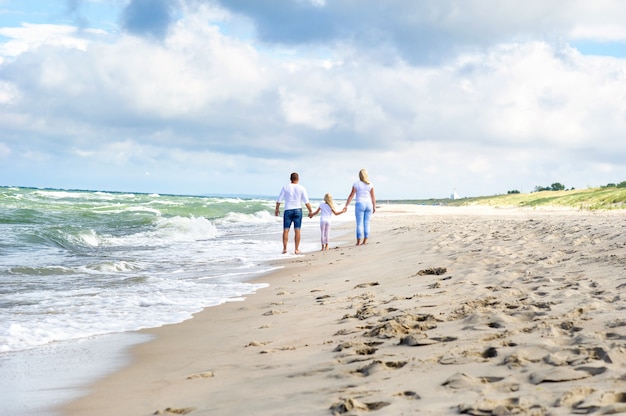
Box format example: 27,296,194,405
309,193,344,251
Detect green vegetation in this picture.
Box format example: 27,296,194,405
392,182,626,210
455,187,626,210
603,181,626,188
534,182,567,192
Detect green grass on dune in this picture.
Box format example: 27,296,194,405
394,187,626,210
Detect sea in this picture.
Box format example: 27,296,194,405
0,186,349,415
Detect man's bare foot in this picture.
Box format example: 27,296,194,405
294,249,301,254
282,249,288,254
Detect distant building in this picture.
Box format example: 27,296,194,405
451,189,460,200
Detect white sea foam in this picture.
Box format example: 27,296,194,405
89,260,142,273
33,190,84,199
218,210,275,224
0,277,269,352
123,206,163,215
154,215,219,240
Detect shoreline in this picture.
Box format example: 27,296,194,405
0,332,152,416
62,205,626,415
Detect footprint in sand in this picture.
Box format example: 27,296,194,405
458,397,544,416
571,390,626,414
333,328,361,336
333,341,380,356
262,309,285,316
329,397,390,414
399,334,457,346
442,372,506,390
354,360,407,376
528,367,592,384
154,407,196,415
394,390,421,400
353,282,380,288
416,267,447,276
364,319,411,338
260,345,297,354
287,367,334,378
186,371,214,380
246,340,270,347
556,386,596,408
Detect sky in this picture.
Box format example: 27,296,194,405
1,1,626,200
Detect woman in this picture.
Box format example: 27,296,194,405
343,169,376,245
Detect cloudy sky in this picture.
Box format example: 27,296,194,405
1,0,626,199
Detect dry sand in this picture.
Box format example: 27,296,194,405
63,205,626,416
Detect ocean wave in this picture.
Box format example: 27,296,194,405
0,278,268,352
33,190,85,199
122,206,163,216
88,261,143,274
40,227,104,251
154,216,218,240
8,266,76,276
217,210,275,224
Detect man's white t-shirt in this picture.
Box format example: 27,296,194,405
277,183,309,210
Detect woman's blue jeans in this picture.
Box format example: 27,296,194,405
355,201,373,239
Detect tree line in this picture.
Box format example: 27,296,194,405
507,181,626,194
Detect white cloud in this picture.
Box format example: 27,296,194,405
279,87,336,130
569,24,626,42
0,23,105,57
0,80,18,103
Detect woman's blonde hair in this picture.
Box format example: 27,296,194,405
324,193,335,210
359,169,370,185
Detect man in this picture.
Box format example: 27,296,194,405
275,172,313,254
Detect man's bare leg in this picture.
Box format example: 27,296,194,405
282,229,289,254
294,228,301,254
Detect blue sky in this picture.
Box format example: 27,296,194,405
1,0,626,199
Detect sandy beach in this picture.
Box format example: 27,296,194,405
62,205,626,416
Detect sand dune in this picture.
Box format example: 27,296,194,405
63,205,626,416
